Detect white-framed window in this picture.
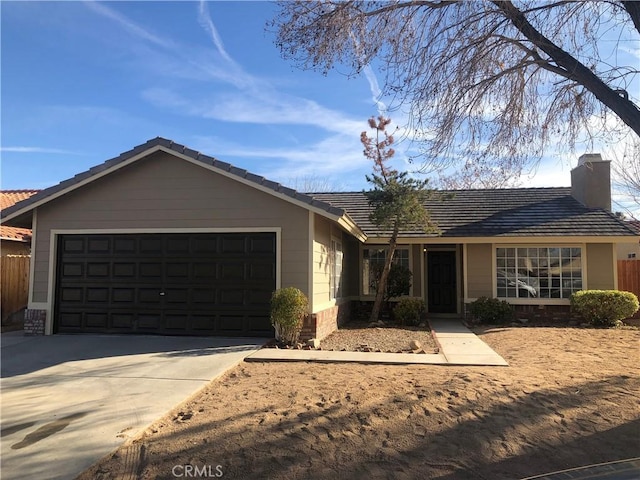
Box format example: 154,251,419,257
496,247,583,299
362,246,410,295
330,239,343,299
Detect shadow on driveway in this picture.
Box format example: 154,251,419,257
1,333,267,377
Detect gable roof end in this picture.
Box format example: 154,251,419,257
0,138,360,237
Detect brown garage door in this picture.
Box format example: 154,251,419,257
54,233,276,336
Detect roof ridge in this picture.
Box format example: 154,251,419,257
1,137,346,222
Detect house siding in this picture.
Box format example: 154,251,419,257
586,243,616,290
466,243,493,298
312,215,332,310
31,151,309,304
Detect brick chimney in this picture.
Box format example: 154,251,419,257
570,153,611,211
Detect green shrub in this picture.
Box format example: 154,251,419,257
394,297,426,326
468,297,514,324
270,287,309,345
571,290,639,327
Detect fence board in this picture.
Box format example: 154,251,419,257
1,255,30,323
618,259,640,319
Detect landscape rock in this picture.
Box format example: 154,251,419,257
409,339,422,350
307,338,321,349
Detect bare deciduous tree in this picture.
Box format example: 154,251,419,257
271,1,640,175
285,174,342,193
611,139,640,217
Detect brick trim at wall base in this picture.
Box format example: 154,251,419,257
464,303,582,323
24,309,46,335
300,301,351,342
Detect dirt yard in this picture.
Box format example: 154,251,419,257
79,327,639,480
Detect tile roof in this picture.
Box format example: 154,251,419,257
0,139,635,241
309,188,638,238
625,220,640,234
0,138,346,225
0,190,39,242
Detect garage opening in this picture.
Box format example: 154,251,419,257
54,232,276,336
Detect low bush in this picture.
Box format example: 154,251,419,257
571,290,639,327
270,287,309,345
468,297,514,324
394,297,426,326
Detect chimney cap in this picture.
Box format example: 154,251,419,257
578,153,606,166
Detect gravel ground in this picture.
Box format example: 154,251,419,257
319,320,439,353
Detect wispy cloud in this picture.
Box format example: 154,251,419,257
198,1,232,63
0,146,81,155
84,1,175,49
363,65,387,114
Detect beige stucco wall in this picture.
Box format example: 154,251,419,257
466,243,493,299
31,151,310,304
586,243,616,290
617,242,640,260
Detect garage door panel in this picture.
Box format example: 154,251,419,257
140,263,162,278
87,288,109,303
87,237,110,253
111,313,135,329
62,237,84,253
250,236,276,253
113,263,136,277
140,237,163,253
219,315,244,333
249,263,275,281
86,313,108,328
138,288,162,304
55,233,276,336
113,288,135,303
61,287,83,302
138,313,162,330
62,263,83,277
114,237,136,253
58,312,82,328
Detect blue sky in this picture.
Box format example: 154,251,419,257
1,1,638,214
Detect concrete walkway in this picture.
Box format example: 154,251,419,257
521,457,640,480
430,319,508,366
247,320,508,366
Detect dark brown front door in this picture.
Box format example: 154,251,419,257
54,233,276,336
427,251,457,313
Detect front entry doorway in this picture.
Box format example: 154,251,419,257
427,250,457,313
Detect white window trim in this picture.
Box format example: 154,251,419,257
492,243,586,305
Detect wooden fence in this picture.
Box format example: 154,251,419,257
618,259,640,318
1,255,30,324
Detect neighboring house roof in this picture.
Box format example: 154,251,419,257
0,138,367,240
310,189,638,238
1,190,39,242
625,220,640,235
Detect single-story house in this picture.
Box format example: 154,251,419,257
1,138,637,338
1,190,40,255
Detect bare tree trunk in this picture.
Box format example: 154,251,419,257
369,222,399,323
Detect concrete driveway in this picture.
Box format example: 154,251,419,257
1,332,265,480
